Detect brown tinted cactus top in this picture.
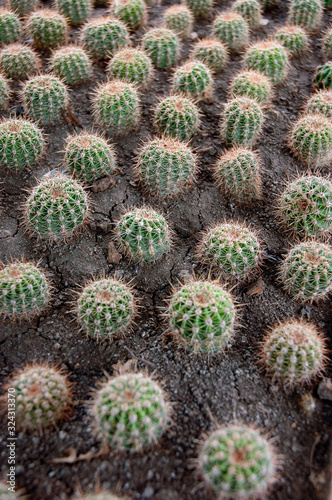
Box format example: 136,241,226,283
107,48,153,89
232,0,263,29
221,97,264,146
162,5,194,38
190,38,228,72
154,94,200,141
49,46,92,86
141,28,180,69
109,0,147,30
244,40,289,83
56,0,92,26
80,17,130,61
0,43,40,80
229,70,273,104
212,10,249,53
274,24,309,54
0,9,20,45
290,113,332,166
305,90,332,118
171,60,213,99
26,9,68,49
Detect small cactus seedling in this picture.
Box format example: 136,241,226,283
56,0,92,26
323,29,332,60
76,277,136,340
154,94,200,141
90,371,171,450
198,424,277,499
167,279,236,354
232,0,263,29
190,39,228,72
26,10,68,49
64,132,117,183
185,0,212,18
278,175,332,238
172,61,213,99
9,0,38,18
315,61,332,89
221,97,264,146
212,11,249,53
196,222,262,282
0,9,20,45
49,46,92,86
0,118,45,170
280,240,332,302
162,5,193,38
287,0,323,32
142,28,180,69
305,90,332,118
244,40,289,83
274,24,309,54
22,75,69,126
24,173,90,243
109,0,147,30
0,73,11,109
214,147,262,204
0,44,40,80
135,137,198,198
92,80,140,135
80,17,130,61
261,319,326,386
290,113,332,166
107,48,153,89
1,363,72,431
115,207,172,263
229,70,273,104
0,261,52,321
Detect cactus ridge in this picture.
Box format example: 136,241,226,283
142,28,180,69
172,60,212,98
290,113,332,166
221,97,264,146
0,43,40,80
190,38,228,72
80,17,130,61
287,0,323,32
0,9,20,45
274,24,308,54
154,94,200,141
230,70,272,104
244,40,289,83
162,5,193,38
56,0,92,26
212,11,249,52
109,0,147,30
232,0,263,29
315,61,332,88
107,48,153,88
49,46,92,85
26,9,68,49
184,0,213,18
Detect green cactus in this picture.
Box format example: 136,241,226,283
107,48,153,89
49,46,92,86
290,113,332,166
80,17,130,61
198,424,276,499
306,90,332,118
9,0,38,18
162,5,193,38
244,40,289,83
142,28,180,69
278,175,332,238
274,24,309,54
221,97,264,146
135,137,198,198
90,371,171,450
1,363,72,431
0,73,11,110
229,70,272,104
56,0,92,26
64,132,117,183
190,38,228,72
92,80,140,135
26,9,68,49
214,147,262,204
258,0,278,9
154,94,200,141
0,43,40,80
280,240,332,302
315,61,332,89
115,207,172,263
109,0,147,30
323,0,332,6
0,118,45,170
261,319,326,386
184,0,212,18
172,61,213,99
0,9,20,45
287,0,323,32
24,173,90,243
232,0,263,29
212,11,249,53
0,261,52,320
323,29,332,60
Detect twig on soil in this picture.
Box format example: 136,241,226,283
123,346,155,368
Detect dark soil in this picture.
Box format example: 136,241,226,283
1,0,332,499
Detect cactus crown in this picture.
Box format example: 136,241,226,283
212,10,249,52
56,0,92,26
80,17,130,61
109,0,147,30
315,61,332,89
184,0,213,18
107,48,153,89
0,9,20,45
162,5,193,38
142,28,180,69
305,89,332,118
154,94,200,141
0,73,11,109
221,97,264,146
26,9,68,49
287,0,323,32
274,24,308,54
244,40,289,83
190,38,228,72
49,46,92,86
290,113,332,166
230,70,273,104
232,0,263,29
9,0,38,18
0,43,40,80
172,60,212,98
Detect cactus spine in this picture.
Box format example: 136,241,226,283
142,28,180,69
221,97,264,146
232,0,263,29
109,0,147,30
274,24,309,54
244,41,289,83
290,113,332,166
172,61,213,99
0,73,11,109
0,9,20,45
212,11,249,53
287,0,323,32
0,44,40,80
162,5,193,38
80,17,129,61
185,0,213,18
315,61,332,89
190,39,228,72
154,94,200,141
107,48,153,89
305,90,332,118
49,46,92,86
56,0,92,26
26,10,68,49
229,70,272,104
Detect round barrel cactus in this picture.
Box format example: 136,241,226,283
26,9,68,49
315,61,332,89
109,0,147,30
305,89,332,118
107,48,153,89
142,28,180,69
274,24,308,54
212,11,249,53
221,97,264,146
0,73,11,109
0,9,20,45
190,39,228,72
232,0,263,29
244,40,289,83
49,46,92,86
229,70,273,104
287,0,323,32
162,5,193,38
80,17,130,61
184,0,212,18
290,113,332,166
56,0,92,26
0,43,40,80
9,0,38,18
154,94,200,141
172,60,213,99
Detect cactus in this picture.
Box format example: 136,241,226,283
315,61,332,89
0,44,40,80
0,118,45,170
214,147,262,204
0,73,11,110
80,17,129,61
244,41,289,83
90,371,171,450
162,5,193,38
135,137,198,198
287,0,323,32
154,94,200,141
274,24,309,54
49,46,92,86
229,70,272,104
232,0,263,29
190,39,228,72
1,363,72,431
172,61,213,99
184,0,212,18
198,424,277,499
22,75,69,126
258,0,278,9
92,80,140,135
56,0,92,26
76,277,136,340
221,97,264,146
0,9,20,45
290,113,332,166
305,90,332,118
280,240,332,302
109,0,147,30
9,0,38,18
261,319,326,386
322,29,332,60
196,222,262,282
278,175,332,238
141,28,180,69
0,261,52,321
107,48,153,89
24,173,90,243
115,207,172,263
64,132,117,183
212,11,249,53
26,9,68,49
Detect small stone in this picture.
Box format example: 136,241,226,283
142,486,155,499
90,176,116,193
318,378,332,401
107,241,122,264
